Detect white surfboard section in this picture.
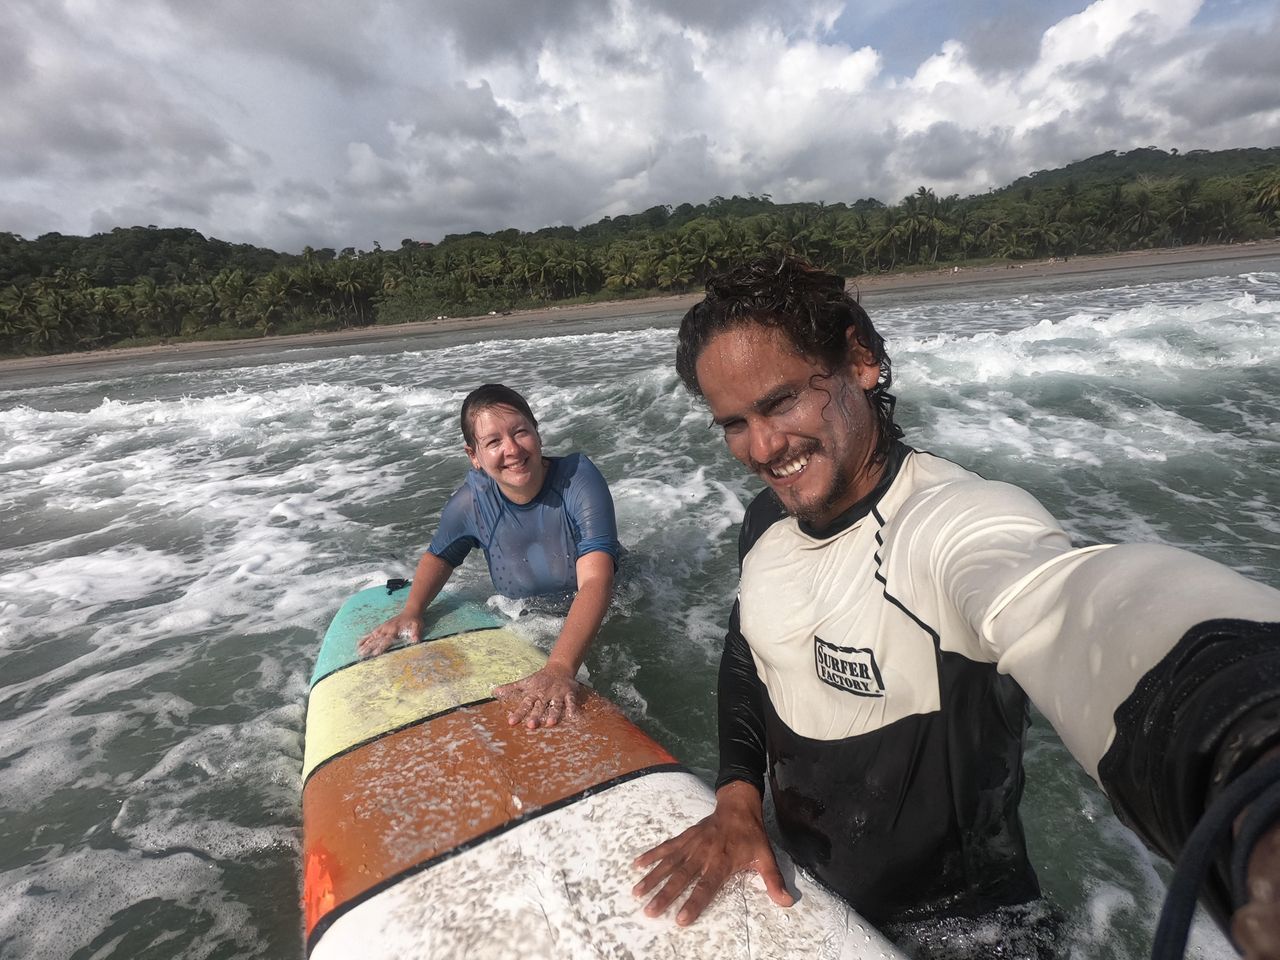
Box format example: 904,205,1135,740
311,770,906,960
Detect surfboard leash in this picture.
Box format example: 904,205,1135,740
1151,753,1280,959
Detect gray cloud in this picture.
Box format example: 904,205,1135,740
89,205,168,233
1,62,237,182
274,179,332,202
1201,15,1280,81
645,0,826,33
1,1,243,185
425,0,606,64
150,0,388,88
959,4,1060,74
896,123,1010,185
1157,76,1280,131
4,0,1279,253
0,199,65,240
0,19,33,88
407,81,519,143
261,209,339,252
340,158,413,200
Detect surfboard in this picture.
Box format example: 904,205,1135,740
302,582,906,959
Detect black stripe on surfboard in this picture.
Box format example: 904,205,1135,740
301,696,494,790
305,761,688,957
308,623,506,689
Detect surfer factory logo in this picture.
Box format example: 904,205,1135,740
814,635,885,698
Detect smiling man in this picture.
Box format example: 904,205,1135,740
634,256,1280,955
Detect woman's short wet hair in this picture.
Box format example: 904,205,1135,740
675,255,902,463
460,383,538,447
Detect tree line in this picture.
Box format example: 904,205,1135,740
2,146,1278,358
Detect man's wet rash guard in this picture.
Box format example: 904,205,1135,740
429,453,620,597
718,441,1280,925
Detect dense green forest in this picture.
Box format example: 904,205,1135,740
2,145,1278,358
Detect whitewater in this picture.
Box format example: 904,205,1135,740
1,258,1278,959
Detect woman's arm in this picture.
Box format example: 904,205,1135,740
356,551,455,657
494,550,615,729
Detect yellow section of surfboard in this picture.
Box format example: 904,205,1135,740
302,627,544,780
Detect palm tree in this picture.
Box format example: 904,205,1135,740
566,247,593,296
949,206,979,261
1203,195,1247,243
972,213,1013,257
686,227,721,282
1253,172,1280,224
657,251,694,289
604,248,639,292
0,286,37,354
833,214,871,272
913,188,948,263
332,260,369,326
211,269,252,327
1166,179,1202,245
254,271,295,333
29,292,76,349
1123,189,1159,246
1100,184,1127,236
1055,179,1085,223
1025,206,1064,258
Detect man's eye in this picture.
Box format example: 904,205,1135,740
721,420,746,437
765,393,798,416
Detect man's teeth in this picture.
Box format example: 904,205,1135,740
771,455,809,478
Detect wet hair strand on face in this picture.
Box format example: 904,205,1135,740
675,255,903,464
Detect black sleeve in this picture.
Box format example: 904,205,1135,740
715,600,768,792
1098,617,1280,922
713,489,788,793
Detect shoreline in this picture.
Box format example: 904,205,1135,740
4,239,1279,375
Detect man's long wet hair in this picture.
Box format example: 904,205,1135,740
675,255,902,464
460,383,538,447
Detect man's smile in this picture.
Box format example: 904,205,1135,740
769,453,810,479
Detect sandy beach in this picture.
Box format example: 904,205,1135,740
4,239,1279,375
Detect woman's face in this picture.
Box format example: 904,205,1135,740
465,404,546,503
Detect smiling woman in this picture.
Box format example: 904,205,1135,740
355,382,622,730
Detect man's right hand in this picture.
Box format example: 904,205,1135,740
631,780,794,925
357,611,422,658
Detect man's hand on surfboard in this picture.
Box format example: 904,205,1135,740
356,613,422,658
493,663,582,730
632,779,794,925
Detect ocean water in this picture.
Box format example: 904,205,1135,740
1,258,1278,960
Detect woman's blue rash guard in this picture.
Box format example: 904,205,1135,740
427,453,620,599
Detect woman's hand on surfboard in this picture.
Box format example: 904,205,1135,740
493,664,582,730
356,613,422,658
631,780,794,925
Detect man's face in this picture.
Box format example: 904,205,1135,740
695,323,883,528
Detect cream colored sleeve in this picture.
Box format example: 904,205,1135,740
887,478,1280,781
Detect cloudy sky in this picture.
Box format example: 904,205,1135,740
4,0,1278,253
